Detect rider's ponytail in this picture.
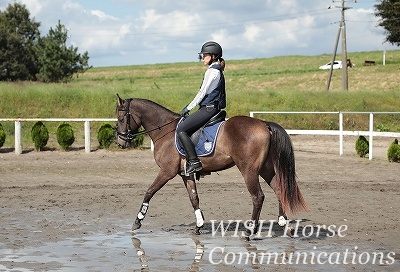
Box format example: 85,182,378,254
219,57,225,71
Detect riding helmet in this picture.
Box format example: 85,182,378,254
199,41,223,59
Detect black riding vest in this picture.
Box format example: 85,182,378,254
199,64,226,109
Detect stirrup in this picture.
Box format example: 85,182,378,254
184,159,202,175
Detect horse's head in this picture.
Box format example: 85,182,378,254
115,94,141,148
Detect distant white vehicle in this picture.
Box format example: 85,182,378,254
319,61,342,70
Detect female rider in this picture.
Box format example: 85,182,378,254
177,41,226,175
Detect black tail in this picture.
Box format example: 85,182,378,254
266,122,308,215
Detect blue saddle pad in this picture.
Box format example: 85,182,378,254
175,118,224,157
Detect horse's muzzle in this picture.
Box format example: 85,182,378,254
115,132,132,149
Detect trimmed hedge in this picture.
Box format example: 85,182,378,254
355,135,369,158
387,139,400,162
31,121,49,151
57,122,75,150
131,127,144,148
97,123,114,149
0,123,6,148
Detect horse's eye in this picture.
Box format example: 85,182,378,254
118,116,125,122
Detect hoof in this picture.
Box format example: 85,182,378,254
193,225,203,235
244,221,258,237
284,226,295,237
132,219,142,231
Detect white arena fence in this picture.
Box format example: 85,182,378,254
249,111,400,160
0,118,116,154
1,112,400,160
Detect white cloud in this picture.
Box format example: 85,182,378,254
11,0,43,16
61,1,82,12
243,25,262,43
1,0,397,66
138,9,201,38
90,10,119,21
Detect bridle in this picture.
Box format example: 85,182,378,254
115,99,139,144
115,99,180,147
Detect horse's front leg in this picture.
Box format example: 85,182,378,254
182,175,204,235
133,170,174,231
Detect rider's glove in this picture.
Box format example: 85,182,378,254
180,107,190,117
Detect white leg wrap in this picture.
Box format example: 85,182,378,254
137,203,149,220
278,216,287,227
195,209,204,228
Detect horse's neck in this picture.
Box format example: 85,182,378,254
135,101,178,141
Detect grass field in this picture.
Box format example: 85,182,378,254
0,50,399,149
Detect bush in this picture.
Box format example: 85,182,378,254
56,122,75,150
31,121,49,151
131,126,145,148
355,135,369,158
0,123,6,148
97,123,114,149
387,139,400,162
377,123,390,132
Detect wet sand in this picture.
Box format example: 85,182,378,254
0,135,399,271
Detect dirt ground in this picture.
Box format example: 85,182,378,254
0,135,399,271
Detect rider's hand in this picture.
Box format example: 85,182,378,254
180,107,189,117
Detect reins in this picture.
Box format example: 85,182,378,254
127,116,181,139
116,98,181,143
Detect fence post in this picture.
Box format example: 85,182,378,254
369,113,373,160
84,120,91,153
14,120,22,154
339,112,343,155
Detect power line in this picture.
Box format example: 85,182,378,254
68,9,336,37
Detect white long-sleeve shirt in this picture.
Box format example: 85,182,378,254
186,62,221,111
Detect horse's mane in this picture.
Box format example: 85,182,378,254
133,98,180,117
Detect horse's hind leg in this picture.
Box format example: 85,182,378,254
260,163,288,228
182,175,204,235
241,171,265,237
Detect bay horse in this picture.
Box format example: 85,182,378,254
115,94,308,236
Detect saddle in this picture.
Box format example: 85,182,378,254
190,110,226,145
175,110,226,157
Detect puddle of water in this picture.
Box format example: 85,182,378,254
0,229,398,271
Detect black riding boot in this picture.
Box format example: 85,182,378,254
178,131,202,174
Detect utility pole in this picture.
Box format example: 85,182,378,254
341,0,348,90
326,0,355,91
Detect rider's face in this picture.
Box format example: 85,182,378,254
202,54,211,64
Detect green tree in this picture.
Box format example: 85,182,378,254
375,0,400,46
36,20,91,83
0,3,40,81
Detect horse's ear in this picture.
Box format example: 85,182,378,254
117,93,123,106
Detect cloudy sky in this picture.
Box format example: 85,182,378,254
1,0,396,67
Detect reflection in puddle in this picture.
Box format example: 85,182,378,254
131,232,205,271
0,229,398,271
